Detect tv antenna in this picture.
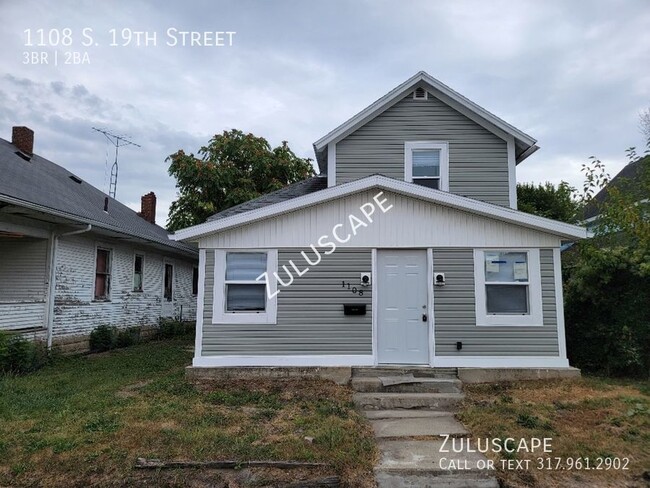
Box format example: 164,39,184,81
92,127,140,199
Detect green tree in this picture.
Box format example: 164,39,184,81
166,130,315,231
517,181,578,223
563,146,650,377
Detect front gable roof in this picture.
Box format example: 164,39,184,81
313,71,538,174
172,174,587,242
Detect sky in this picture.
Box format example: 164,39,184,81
1,0,649,226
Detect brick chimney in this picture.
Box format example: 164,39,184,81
139,192,156,224
12,126,34,155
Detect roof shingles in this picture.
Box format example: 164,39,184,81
0,137,196,256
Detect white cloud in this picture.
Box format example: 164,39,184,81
0,0,648,226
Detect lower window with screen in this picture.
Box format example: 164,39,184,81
484,251,529,315
224,252,268,312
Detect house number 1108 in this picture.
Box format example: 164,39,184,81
342,281,364,296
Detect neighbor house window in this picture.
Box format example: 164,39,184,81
164,263,173,301
473,249,543,326
213,250,278,324
95,248,111,300
133,254,144,292
405,141,449,191
192,267,199,296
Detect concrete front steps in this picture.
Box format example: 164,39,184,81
351,376,463,394
351,367,498,488
375,439,499,488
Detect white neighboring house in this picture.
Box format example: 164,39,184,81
0,126,198,352
174,71,588,371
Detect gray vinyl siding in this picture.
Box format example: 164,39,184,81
336,92,510,206
202,249,372,356
433,248,559,356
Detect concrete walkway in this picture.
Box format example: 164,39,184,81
351,368,498,488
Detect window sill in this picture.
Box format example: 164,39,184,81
92,299,111,303
476,319,544,327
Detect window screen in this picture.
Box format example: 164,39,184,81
225,252,267,312
484,252,529,315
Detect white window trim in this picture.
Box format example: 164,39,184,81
213,249,278,325
93,244,112,301
473,248,543,327
404,141,449,191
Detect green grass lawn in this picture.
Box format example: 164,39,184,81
458,377,650,488
0,338,377,487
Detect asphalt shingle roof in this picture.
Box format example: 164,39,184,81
583,156,649,220
206,176,328,221
0,137,196,257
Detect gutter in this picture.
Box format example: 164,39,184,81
45,224,92,349
0,194,197,259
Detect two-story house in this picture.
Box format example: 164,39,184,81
173,71,587,371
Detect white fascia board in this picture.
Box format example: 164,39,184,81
313,71,537,153
171,175,588,241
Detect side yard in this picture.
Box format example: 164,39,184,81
458,378,650,487
0,338,377,487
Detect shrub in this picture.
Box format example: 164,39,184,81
115,327,141,348
89,324,117,352
157,318,193,339
90,325,147,352
564,246,650,378
0,332,50,374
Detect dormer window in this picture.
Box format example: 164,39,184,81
404,141,449,191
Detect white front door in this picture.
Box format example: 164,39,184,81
377,250,429,364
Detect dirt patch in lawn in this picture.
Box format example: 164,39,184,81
458,377,649,488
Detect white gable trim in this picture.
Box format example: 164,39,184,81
313,71,537,154
172,175,588,241
327,142,336,187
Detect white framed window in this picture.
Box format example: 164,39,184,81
133,253,144,292
473,249,543,326
213,250,277,324
164,263,174,301
94,247,112,301
404,141,449,191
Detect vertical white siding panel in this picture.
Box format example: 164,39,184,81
200,190,561,249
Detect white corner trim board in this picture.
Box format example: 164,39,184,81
553,248,568,360
507,136,517,209
193,355,375,367
327,142,336,187
172,175,588,241
193,249,206,360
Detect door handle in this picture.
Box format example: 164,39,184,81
422,314,428,322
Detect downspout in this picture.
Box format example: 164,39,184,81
45,224,92,349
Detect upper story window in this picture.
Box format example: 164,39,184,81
404,141,449,191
